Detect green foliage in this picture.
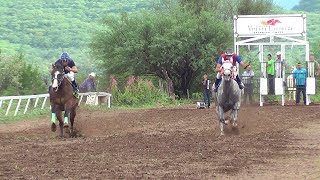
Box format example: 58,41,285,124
0,107,50,123
237,0,273,15
0,54,47,95
191,92,203,100
111,77,174,106
0,0,320,99
91,8,232,97
0,0,154,76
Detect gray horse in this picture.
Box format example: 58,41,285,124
213,62,242,136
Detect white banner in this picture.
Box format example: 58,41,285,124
234,14,306,37
306,77,315,95
260,78,268,95
275,78,284,95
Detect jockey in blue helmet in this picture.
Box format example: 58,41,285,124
54,52,79,97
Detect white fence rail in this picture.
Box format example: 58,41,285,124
0,92,112,116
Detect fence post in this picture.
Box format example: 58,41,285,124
41,97,47,109
24,98,31,114
14,99,22,116
34,97,39,108
6,99,13,116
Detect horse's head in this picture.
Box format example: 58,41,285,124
51,63,65,92
221,62,233,81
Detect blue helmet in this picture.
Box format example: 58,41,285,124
60,52,70,60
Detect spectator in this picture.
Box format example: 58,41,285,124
293,62,307,105
202,73,211,108
80,72,97,92
308,55,320,77
266,53,275,95
275,51,286,78
242,65,254,104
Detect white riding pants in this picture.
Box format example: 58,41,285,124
66,72,75,81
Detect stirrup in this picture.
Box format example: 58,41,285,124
73,90,79,98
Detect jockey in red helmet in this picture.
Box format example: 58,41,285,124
213,48,250,92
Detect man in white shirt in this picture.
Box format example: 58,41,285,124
275,51,286,78
241,65,254,104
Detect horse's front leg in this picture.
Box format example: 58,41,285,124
231,109,238,127
218,106,225,136
63,110,71,138
232,102,240,127
55,110,64,137
50,105,57,132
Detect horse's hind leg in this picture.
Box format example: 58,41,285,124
70,108,77,137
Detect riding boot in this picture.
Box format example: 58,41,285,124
71,80,79,97
213,78,221,92
235,75,245,89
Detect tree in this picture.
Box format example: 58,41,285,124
0,53,46,96
237,0,273,15
91,9,232,97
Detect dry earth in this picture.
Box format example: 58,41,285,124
0,104,320,179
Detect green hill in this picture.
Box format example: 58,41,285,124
0,0,319,75
0,0,153,73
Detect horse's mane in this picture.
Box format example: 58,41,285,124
52,62,64,73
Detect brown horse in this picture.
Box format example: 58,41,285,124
49,63,79,138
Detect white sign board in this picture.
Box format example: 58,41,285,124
306,77,315,95
274,78,284,95
234,14,306,37
260,78,268,95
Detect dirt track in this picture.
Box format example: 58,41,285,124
0,105,320,179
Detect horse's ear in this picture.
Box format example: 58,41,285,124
52,63,55,68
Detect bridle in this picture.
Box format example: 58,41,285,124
51,66,65,91
220,61,235,80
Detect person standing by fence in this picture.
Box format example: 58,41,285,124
242,65,254,104
293,62,307,105
80,72,97,92
266,53,275,95
202,73,211,108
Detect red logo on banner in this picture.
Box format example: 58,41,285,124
261,19,281,26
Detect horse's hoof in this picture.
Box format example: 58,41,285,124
63,124,69,128
51,123,56,132
233,123,238,127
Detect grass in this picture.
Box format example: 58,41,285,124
0,107,50,124
0,99,194,124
